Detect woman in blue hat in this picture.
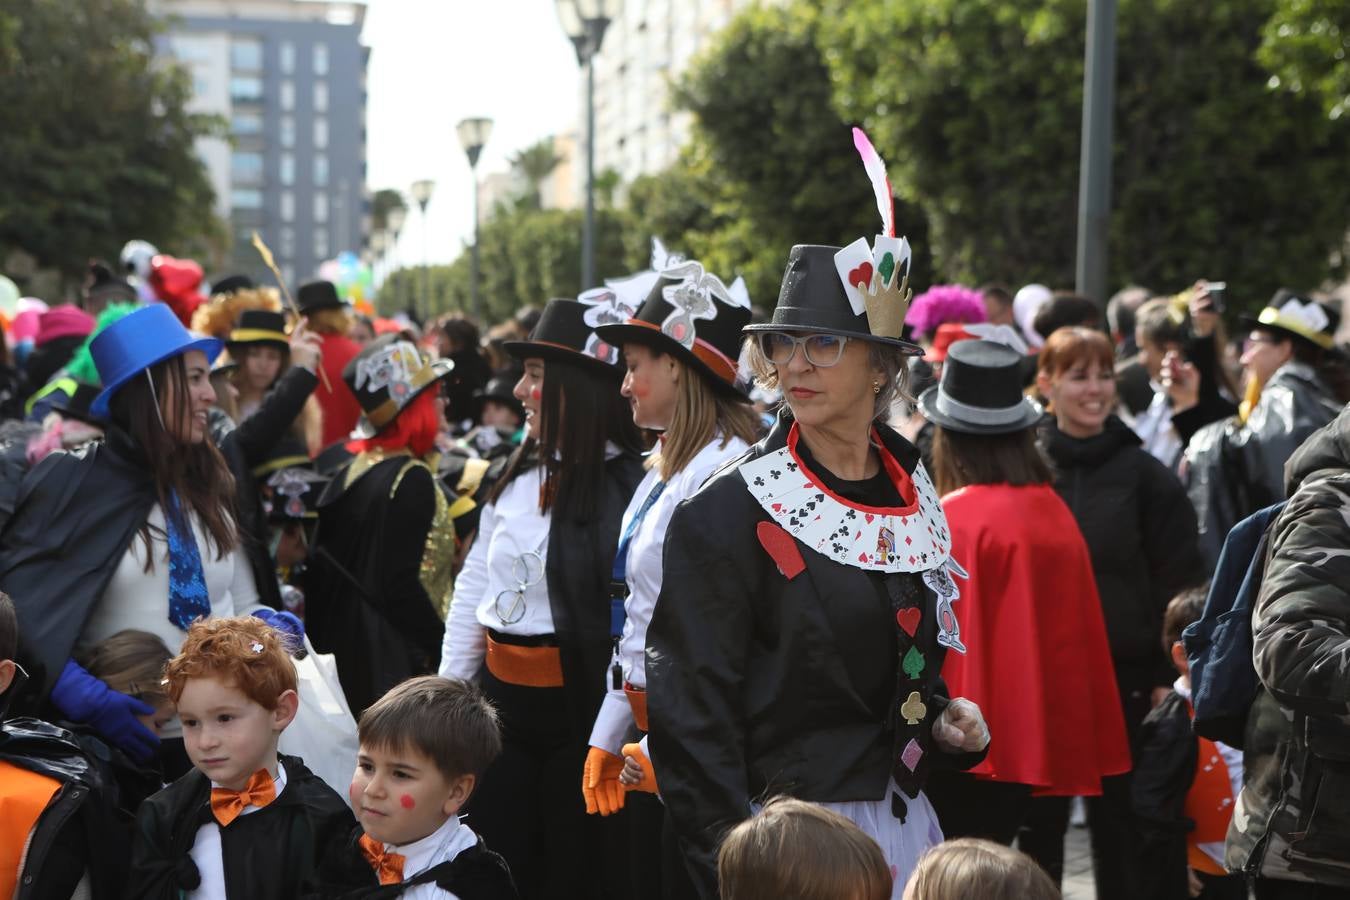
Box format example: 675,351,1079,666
0,303,281,772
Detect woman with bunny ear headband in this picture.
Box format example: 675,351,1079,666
439,297,646,899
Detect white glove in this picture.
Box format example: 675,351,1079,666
932,697,990,753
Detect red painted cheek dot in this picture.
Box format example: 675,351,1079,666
529,387,541,401
400,794,416,810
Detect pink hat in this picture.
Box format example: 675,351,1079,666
36,305,96,346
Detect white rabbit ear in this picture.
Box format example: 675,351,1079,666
726,277,751,310
964,323,1030,356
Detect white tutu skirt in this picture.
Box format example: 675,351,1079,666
756,779,943,899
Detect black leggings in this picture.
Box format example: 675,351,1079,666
925,771,1034,845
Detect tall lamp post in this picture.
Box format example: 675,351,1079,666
410,179,435,322
1075,0,1117,308
387,205,407,314
456,117,494,323
555,0,621,291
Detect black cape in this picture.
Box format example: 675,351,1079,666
126,754,354,900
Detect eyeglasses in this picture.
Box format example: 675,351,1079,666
756,332,850,368
494,551,545,626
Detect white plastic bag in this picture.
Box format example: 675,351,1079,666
278,637,359,805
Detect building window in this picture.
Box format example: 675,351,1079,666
280,191,295,221
231,188,263,210
281,81,295,111
313,155,328,187
231,111,263,136
313,43,329,76
314,194,328,223
279,41,295,74
229,76,263,104
231,151,264,184
314,81,328,112
280,116,295,148
314,229,329,259
231,39,262,71
279,153,295,186
280,226,296,257
313,118,328,149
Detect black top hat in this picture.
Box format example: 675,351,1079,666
917,340,1043,435
49,382,108,428
1240,289,1339,351
744,245,922,355
211,274,256,298
343,334,454,438
257,439,327,522
503,298,626,380
297,280,346,315
475,375,523,417
228,309,290,350
595,269,751,401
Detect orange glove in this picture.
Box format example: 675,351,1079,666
621,742,658,794
582,746,627,816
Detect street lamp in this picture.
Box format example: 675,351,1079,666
410,179,435,322
456,117,494,323
556,0,622,291
386,205,407,314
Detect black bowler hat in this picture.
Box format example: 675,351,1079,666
503,297,628,380
595,263,752,401
475,375,523,417
917,340,1043,435
228,309,289,350
211,274,256,298
343,334,454,438
49,382,108,428
744,245,922,355
297,280,346,315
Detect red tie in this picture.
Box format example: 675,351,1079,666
359,833,406,885
209,769,277,827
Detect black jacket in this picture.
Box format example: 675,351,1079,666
126,754,354,900
1132,690,1197,900
646,416,984,898
309,825,518,899
1039,416,1205,680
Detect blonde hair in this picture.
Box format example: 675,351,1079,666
717,797,891,900
906,838,1060,900
650,356,760,481
743,335,910,422
76,629,173,708
306,307,352,337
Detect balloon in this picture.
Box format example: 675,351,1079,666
119,240,159,281
0,276,19,320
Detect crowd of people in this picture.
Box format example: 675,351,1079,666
1,132,1349,900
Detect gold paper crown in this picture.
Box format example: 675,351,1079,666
858,266,911,340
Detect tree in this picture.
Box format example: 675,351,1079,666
1259,0,1350,120
626,2,933,310
510,138,563,210
0,0,224,280
820,0,1350,309
370,189,407,233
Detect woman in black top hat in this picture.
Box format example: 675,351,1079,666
916,340,1130,846
305,335,456,714
440,296,645,900
227,309,324,456
645,133,990,899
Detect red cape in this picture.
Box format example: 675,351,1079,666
316,333,363,447
941,483,1131,795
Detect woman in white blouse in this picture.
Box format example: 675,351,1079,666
1,304,265,774
439,297,645,899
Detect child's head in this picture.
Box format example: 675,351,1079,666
717,797,892,900
1164,583,1209,679
163,616,298,791
76,629,175,736
0,591,16,694
353,676,501,846
903,838,1060,900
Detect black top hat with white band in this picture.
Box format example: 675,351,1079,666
503,296,630,380
917,340,1043,435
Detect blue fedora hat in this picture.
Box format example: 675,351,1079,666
91,303,223,418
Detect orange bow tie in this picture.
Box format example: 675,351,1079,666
209,769,277,827
359,833,406,885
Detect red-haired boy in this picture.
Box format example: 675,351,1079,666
126,616,353,899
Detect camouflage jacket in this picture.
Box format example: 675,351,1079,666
1227,403,1350,884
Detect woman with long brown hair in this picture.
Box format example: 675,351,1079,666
0,304,265,771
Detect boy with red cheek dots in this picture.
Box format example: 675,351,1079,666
127,617,354,899
317,675,518,898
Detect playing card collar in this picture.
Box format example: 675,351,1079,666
739,424,952,573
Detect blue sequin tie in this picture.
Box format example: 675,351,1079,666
166,491,211,630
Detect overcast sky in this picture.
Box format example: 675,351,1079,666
362,0,580,269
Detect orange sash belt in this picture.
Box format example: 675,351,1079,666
624,682,649,733
485,632,564,688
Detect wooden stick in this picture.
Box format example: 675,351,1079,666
250,231,333,392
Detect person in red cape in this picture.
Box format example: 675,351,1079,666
917,340,1130,845
296,280,363,447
